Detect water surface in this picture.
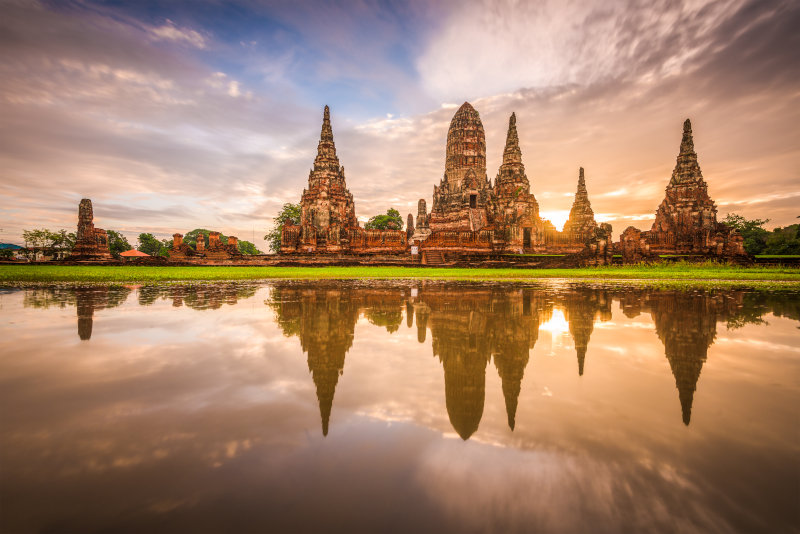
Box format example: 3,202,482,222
1,281,798,533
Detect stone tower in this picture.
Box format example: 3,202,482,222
429,102,492,232
562,168,598,242
491,112,542,251
295,106,359,252
494,113,533,202
69,198,112,260
649,119,718,252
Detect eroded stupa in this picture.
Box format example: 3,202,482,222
621,119,747,260
562,168,598,243
281,106,406,254
69,199,112,260
428,102,492,232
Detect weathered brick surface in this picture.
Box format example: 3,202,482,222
429,102,492,233
68,199,112,260
420,106,604,259
562,167,598,243
281,106,407,255
636,119,748,261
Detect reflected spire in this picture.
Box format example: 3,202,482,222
267,284,409,436
495,354,525,430
444,354,487,440
648,292,717,425
73,287,132,340
268,286,358,436
560,291,612,377
310,357,342,436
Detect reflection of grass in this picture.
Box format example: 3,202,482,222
1,263,799,288
756,255,800,259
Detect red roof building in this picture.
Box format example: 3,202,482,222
120,249,151,257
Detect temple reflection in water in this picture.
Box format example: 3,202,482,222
265,282,796,437
22,283,798,437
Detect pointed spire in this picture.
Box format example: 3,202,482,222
566,167,594,226
314,104,339,169
502,112,522,165
679,388,694,426
680,119,694,156
501,373,521,430
312,366,339,437
576,167,587,196
670,118,704,185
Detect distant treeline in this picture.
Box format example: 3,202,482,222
12,228,261,259
723,214,800,255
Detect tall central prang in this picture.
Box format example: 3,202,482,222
429,102,492,231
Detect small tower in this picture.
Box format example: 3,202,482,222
563,168,598,243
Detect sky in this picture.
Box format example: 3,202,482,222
1,0,798,250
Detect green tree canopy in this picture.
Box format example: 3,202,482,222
723,213,800,255
137,233,170,257
764,223,800,255
22,228,75,251
365,208,403,230
105,230,132,258
237,240,262,255
722,213,770,255
265,203,301,253
21,228,75,259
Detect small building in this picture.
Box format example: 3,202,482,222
120,249,151,259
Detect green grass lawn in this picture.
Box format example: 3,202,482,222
2,263,799,288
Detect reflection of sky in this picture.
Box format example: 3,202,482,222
0,285,798,533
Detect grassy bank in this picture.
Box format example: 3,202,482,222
1,263,799,286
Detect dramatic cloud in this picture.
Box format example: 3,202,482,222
0,0,797,248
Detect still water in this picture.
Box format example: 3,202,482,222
0,281,798,533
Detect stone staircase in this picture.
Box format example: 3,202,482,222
424,251,445,266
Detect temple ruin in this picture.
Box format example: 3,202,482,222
620,119,747,262
168,231,242,262
280,106,406,255
68,199,113,261
273,104,746,264
415,103,605,261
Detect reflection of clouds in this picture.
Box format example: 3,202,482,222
2,284,800,532
715,337,800,353
414,441,724,534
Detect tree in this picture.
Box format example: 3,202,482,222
106,230,132,258
722,213,769,255
137,233,170,257
237,240,262,255
764,224,800,255
21,228,75,260
365,208,403,230
265,203,301,253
